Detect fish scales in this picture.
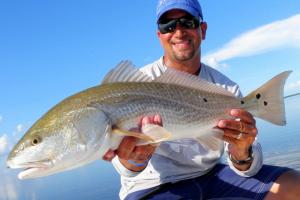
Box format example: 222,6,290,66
94,82,240,132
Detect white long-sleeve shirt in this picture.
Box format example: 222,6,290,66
112,57,263,200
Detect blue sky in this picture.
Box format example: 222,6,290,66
0,1,300,198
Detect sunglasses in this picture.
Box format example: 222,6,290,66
158,15,201,34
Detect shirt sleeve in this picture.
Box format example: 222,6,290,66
225,139,263,177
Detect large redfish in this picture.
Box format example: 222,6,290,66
7,61,291,179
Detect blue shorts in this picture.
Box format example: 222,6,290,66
125,164,291,200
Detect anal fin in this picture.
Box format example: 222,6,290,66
196,128,223,151
197,136,223,151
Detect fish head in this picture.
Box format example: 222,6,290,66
7,106,112,180
6,124,60,179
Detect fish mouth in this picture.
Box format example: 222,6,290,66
18,167,47,180
7,159,53,179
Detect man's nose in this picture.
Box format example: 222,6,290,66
173,24,186,37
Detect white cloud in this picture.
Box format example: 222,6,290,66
287,80,300,90
16,124,23,133
0,134,8,155
203,14,300,68
12,123,26,138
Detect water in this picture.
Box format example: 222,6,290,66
0,160,120,200
258,96,300,170
0,97,299,200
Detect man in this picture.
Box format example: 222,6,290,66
103,0,300,199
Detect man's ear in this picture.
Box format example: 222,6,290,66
157,30,161,38
200,22,207,40
157,30,162,43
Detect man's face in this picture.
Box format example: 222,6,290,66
157,9,206,63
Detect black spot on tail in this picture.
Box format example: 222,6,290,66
203,98,208,102
256,93,261,99
264,101,268,106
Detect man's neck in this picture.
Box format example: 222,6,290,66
163,56,201,75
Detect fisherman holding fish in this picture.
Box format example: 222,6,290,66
104,0,300,199
6,0,300,199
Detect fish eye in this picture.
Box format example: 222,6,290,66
31,136,42,146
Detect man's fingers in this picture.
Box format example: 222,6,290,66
230,109,256,125
141,114,162,126
219,120,257,135
141,116,150,126
114,114,162,162
153,114,162,125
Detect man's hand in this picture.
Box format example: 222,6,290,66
218,109,257,170
103,114,162,172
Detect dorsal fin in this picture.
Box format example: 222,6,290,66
154,68,235,97
102,60,152,84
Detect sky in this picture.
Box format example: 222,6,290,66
0,0,300,198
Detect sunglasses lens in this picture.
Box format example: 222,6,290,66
158,16,200,34
158,19,177,34
180,18,199,29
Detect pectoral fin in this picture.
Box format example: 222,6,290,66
136,124,172,146
111,128,155,142
112,125,171,146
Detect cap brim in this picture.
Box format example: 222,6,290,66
157,4,199,21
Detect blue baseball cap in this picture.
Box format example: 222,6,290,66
156,0,203,22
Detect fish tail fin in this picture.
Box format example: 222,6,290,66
242,71,292,126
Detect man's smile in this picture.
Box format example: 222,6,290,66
172,39,192,50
